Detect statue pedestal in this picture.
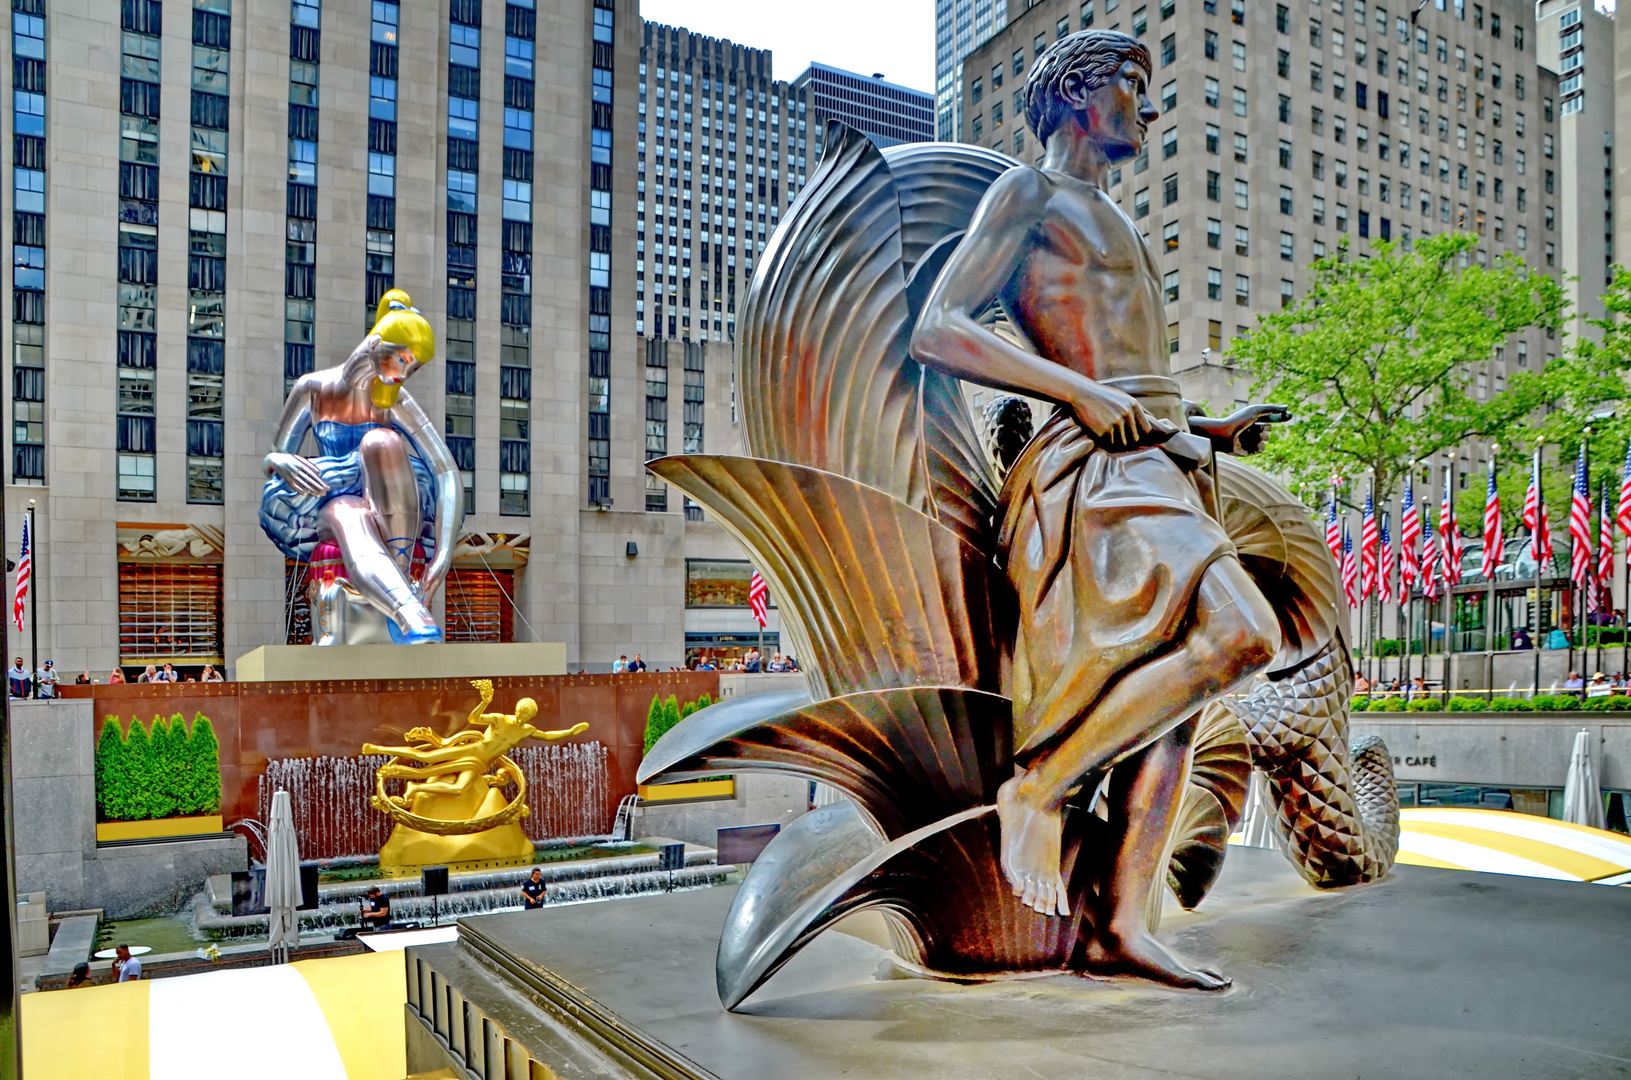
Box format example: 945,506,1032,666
402,847,1631,1079
234,642,566,682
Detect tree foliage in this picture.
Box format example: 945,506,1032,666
1230,233,1567,507
642,692,715,756
93,713,222,822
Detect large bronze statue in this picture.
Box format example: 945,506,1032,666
642,30,1399,1009
259,291,463,645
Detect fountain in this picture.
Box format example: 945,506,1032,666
257,740,610,861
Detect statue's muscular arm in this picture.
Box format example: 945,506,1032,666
909,167,1155,449
391,388,460,600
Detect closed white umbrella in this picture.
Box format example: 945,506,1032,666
1235,770,1282,850
1562,729,1605,830
265,789,302,963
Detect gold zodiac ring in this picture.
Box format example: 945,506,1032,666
369,755,531,836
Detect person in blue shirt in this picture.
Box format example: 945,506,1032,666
7,658,28,699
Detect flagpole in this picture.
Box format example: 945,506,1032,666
1486,449,1499,685
25,503,35,700
1533,440,1545,699
1598,479,1607,680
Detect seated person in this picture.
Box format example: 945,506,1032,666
1564,671,1585,692
521,868,546,910
1509,627,1533,650
360,886,391,931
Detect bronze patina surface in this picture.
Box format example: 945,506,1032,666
643,29,1398,1010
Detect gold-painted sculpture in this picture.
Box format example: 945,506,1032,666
365,679,589,872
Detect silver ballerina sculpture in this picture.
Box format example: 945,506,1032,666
259,290,463,645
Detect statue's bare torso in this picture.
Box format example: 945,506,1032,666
1003,170,1169,384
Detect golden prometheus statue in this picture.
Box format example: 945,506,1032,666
365,679,589,872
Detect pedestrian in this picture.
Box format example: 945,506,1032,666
137,664,158,683
520,868,546,910
159,662,178,683
1564,670,1585,692
359,886,391,931
114,944,142,982
611,655,629,674
108,668,126,685
201,663,224,683
1510,626,1533,650
1587,672,1613,698
627,654,646,673
75,670,92,685
35,660,57,699
6,658,28,699
65,962,91,989
743,648,761,673
1353,672,1371,693
699,657,716,671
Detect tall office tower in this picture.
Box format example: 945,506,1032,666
936,0,1010,140
960,0,1560,415
3,0,789,675
789,63,936,146
1534,0,1613,334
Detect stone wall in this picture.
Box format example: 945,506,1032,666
12,699,247,917
1350,713,1630,789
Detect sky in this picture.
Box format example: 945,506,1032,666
638,0,938,94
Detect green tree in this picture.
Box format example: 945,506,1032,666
185,714,222,815
146,715,180,820
122,718,153,821
94,718,125,822
1230,233,1567,507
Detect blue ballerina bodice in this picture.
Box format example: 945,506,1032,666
314,420,385,458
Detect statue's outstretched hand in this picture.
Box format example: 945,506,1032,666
265,452,330,497
1187,404,1292,456
536,721,590,742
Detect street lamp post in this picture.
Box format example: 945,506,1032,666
1533,436,1546,699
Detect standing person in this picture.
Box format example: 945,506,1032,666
201,664,224,683
7,658,28,699
114,944,142,982
35,660,57,699
520,868,546,910
108,668,126,684
627,653,646,672
611,655,629,674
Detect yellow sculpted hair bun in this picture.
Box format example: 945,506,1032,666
374,297,436,366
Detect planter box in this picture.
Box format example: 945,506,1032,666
637,779,734,803
96,815,224,843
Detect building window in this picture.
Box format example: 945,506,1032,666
686,559,762,607
1163,174,1178,205
117,561,224,662
1235,225,1249,256
1163,270,1180,302
1279,185,1293,215
1280,231,1293,260
1163,220,1179,251
1280,279,1294,307
1235,274,1250,305
445,568,516,642
1208,320,1222,350
1207,218,1222,248
1206,171,1220,201
1207,268,1222,299
1233,179,1249,209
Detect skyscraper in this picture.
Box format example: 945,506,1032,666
936,0,1011,140
790,63,935,146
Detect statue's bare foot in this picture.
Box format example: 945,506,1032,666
996,776,1069,917
1083,926,1230,991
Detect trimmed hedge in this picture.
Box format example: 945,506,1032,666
1446,696,1485,712
1406,698,1443,712
1531,695,1582,712
1370,697,1407,712
1487,697,1533,712
95,713,221,822
1584,694,1631,710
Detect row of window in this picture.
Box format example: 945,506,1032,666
11,0,46,486
444,0,480,513
284,0,320,398
114,0,160,500
499,0,537,516
585,0,615,506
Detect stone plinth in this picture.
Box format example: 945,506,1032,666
234,641,567,682
403,847,1631,1079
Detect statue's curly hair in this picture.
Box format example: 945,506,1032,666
1024,30,1151,148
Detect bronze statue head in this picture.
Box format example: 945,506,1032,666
1024,30,1154,160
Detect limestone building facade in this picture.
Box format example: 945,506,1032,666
959,0,1562,417
1,0,796,676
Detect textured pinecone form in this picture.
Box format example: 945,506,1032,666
979,395,1035,483
1230,641,1400,887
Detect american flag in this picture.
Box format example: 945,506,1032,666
748,568,769,627
1599,484,1615,616
1421,512,1441,601
1523,447,1553,565
1569,446,1593,591
1379,513,1394,604
1400,481,1420,591
1360,486,1378,599
1440,467,1464,586
11,515,28,633
1325,487,1342,564
1619,440,1631,537
1481,459,1502,582
1341,525,1358,607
